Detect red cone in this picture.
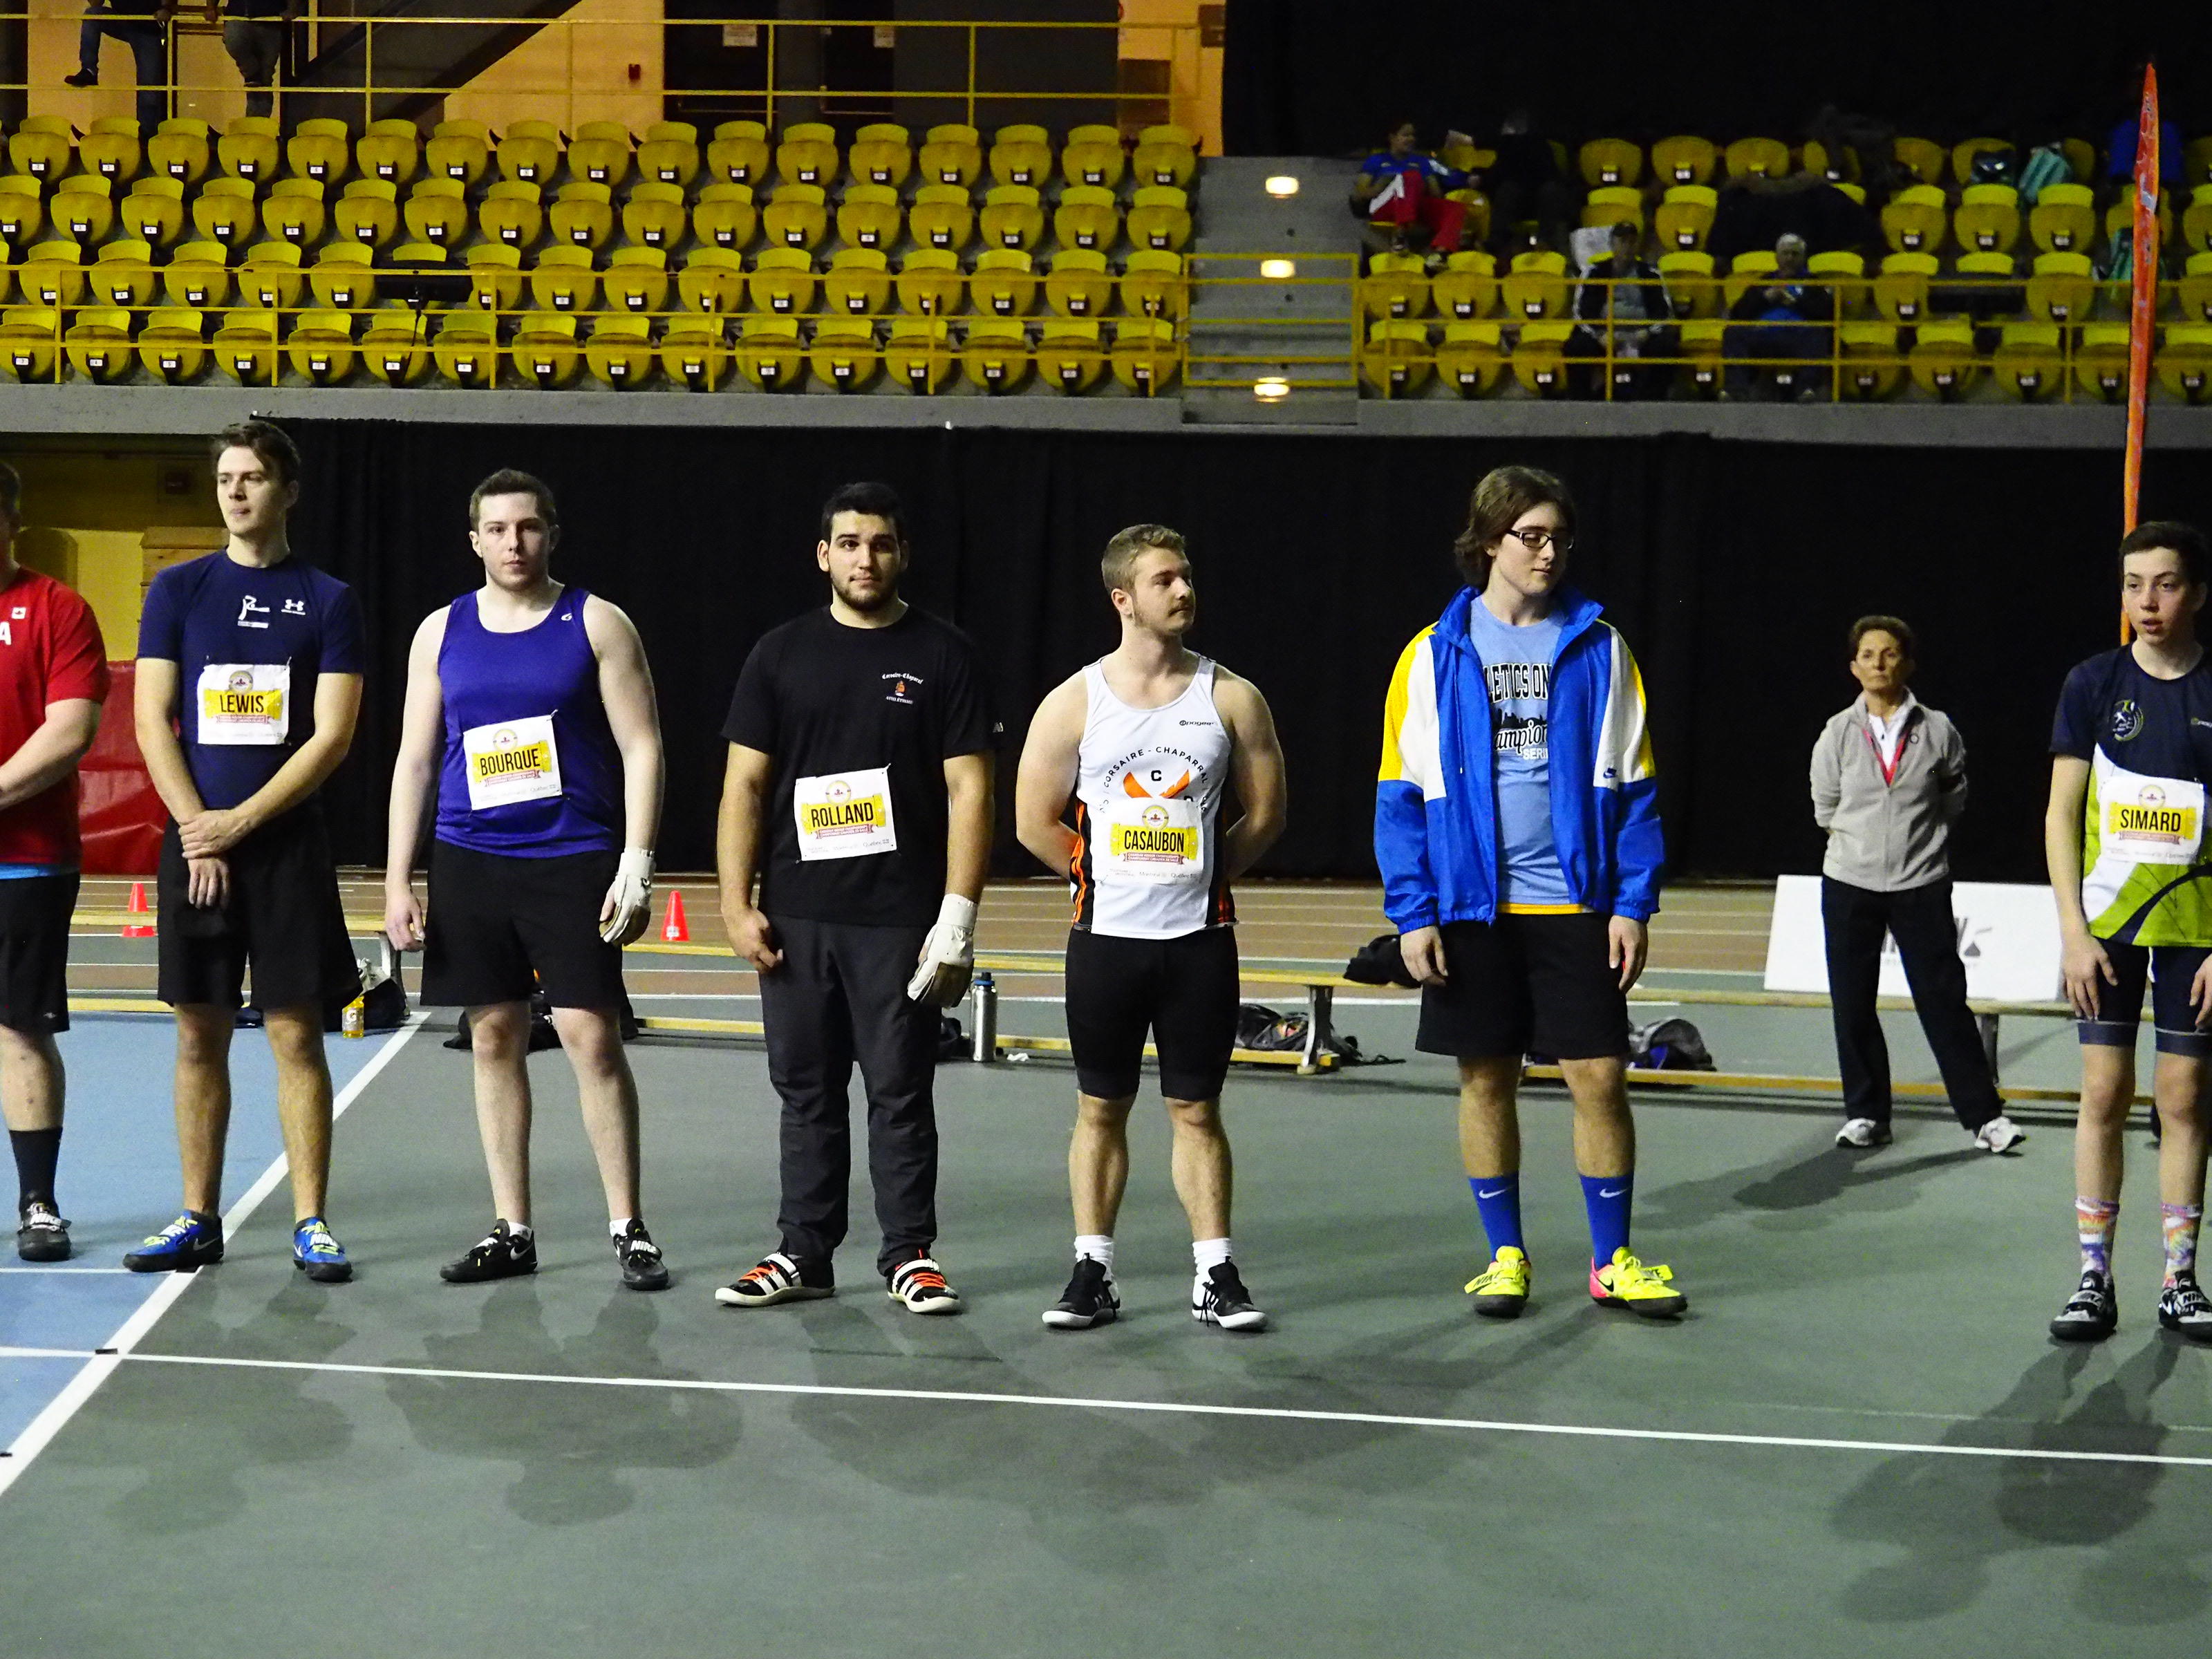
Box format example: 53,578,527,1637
660,890,689,943
122,879,155,937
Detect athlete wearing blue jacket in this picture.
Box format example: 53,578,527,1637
1374,465,1685,1321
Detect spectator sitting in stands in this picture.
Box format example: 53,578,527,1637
1725,233,1833,402
62,0,167,129
1472,107,1573,256
1569,222,1676,400
1352,120,1471,266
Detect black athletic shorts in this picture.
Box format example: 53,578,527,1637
420,839,624,1011
2078,938,2212,1057
1416,912,1630,1062
0,871,77,1035
158,808,359,1011
1065,926,1239,1102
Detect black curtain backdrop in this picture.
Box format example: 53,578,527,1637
285,421,2212,889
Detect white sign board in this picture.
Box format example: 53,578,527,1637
1762,877,2063,1002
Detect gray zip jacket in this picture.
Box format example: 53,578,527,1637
1809,693,1969,892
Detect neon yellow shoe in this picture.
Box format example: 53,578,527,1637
1589,1247,1686,1319
1463,1246,1530,1319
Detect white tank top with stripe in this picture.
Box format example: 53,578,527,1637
1073,656,1235,939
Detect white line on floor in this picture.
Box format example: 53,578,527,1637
0,1267,139,1275
0,1015,427,1497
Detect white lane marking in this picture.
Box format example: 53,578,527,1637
0,1267,140,1275
0,1015,426,1496
53,1348,2212,1471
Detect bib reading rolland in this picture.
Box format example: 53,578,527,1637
435,589,621,858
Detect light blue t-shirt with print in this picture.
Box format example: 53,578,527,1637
1465,599,1574,910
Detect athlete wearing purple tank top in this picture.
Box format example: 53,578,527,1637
382,468,671,1292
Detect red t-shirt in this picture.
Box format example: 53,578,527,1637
0,566,109,868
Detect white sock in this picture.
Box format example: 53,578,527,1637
609,1216,635,1240
1075,1234,1114,1273
1193,1237,1232,1275
502,1220,533,1241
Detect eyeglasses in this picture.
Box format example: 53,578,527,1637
1503,527,1574,553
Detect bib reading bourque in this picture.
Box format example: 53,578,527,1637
1102,794,1203,885
196,662,290,746
793,767,899,861
462,715,563,812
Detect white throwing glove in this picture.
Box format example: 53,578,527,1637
599,847,656,945
907,893,977,1005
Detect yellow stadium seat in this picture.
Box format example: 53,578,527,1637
50,176,113,245
585,313,655,387
1908,317,1978,396
896,248,962,316
403,177,469,246
989,124,1053,189
981,184,1043,251
1724,137,1790,181
1651,135,1716,187
550,180,613,249
972,247,1036,317
961,316,1029,392
1871,252,1936,323
1062,124,1125,190
1127,185,1190,252
823,246,890,317
1363,250,1429,321
602,245,668,314
1045,248,1112,318
335,178,399,247
357,118,420,185
677,246,744,314
1502,248,1568,319
1434,319,1504,395
1121,250,1187,321
261,177,326,247
620,180,686,251
775,122,838,188
1951,138,2013,185
1035,317,1104,392
1838,321,1901,400
213,308,279,384
465,243,524,315
80,116,141,184
1657,250,1717,319
286,309,355,385
738,315,803,388
387,239,446,268
515,312,583,387
2181,250,2212,324
1051,185,1119,254
308,243,372,308
19,243,86,309
1670,318,1721,394
147,118,210,186
1430,250,1499,320
2105,193,2173,249
919,124,982,189
1654,185,1716,252
89,238,154,307
63,306,131,382
908,184,973,252
2183,184,2212,255
1721,249,1779,314
762,182,826,250
885,316,953,391
477,180,545,250
8,118,75,183
1358,317,1429,396
1808,250,1866,319
0,178,41,249
1111,317,1177,393
0,307,59,381
807,315,878,391
747,246,815,315
498,120,563,185
216,116,279,182
1882,185,1947,255
1580,185,1643,236
848,123,912,189
2158,323,2212,402
660,314,731,390
1135,124,1197,189
138,307,207,383
1803,140,1859,184
120,176,183,246
708,120,769,187
529,245,598,314
362,309,433,386
568,121,632,188
1444,187,1491,247
2030,181,2094,255
2074,321,2130,401
1577,138,1642,189
1893,137,1944,185
836,182,901,251
2187,138,2212,187
433,310,499,385
2026,252,2094,325
425,120,491,186
693,182,756,251
1438,137,1489,174
162,242,229,308
1510,319,1574,396
1953,184,2021,256
1991,321,2063,400
237,241,303,310
638,121,700,189
287,118,350,185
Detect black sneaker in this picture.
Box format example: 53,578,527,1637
1192,1262,1269,1332
714,1250,834,1307
2050,1269,2117,1342
2159,1271,2212,1338
62,71,97,88
613,1220,669,1292
17,1201,69,1263
440,1220,537,1284
1042,1257,1120,1330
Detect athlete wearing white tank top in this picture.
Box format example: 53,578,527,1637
1016,525,1286,1334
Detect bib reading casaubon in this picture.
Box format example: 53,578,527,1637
2083,750,2212,941
462,715,563,812
1103,795,1201,885
794,767,899,861
196,662,290,745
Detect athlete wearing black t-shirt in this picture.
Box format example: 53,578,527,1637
715,482,1000,1315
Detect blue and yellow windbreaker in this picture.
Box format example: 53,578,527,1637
1374,585,1664,929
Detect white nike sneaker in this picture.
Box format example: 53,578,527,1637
1835,1117,1892,1149
1973,1115,2026,1154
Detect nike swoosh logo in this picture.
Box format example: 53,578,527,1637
2193,720,2212,729
1598,1188,1626,1199
1477,1188,1509,1199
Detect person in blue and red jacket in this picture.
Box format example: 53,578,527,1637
1352,120,1470,257
1375,465,1683,1322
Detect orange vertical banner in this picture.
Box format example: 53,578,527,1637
2124,64,2160,536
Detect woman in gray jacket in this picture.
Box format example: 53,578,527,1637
1811,615,2023,1152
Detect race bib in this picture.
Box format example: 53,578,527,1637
794,767,898,861
2102,769,2205,865
197,662,289,745
1102,795,1203,885
463,715,563,812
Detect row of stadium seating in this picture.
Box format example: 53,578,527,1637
1458,133,2212,192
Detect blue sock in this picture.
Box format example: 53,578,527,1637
1469,1174,1523,1256
1580,1172,1633,1268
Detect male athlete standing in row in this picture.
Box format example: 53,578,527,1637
1015,524,1286,1331
129,421,364,1281
384,470,669,1291
716,482,997,1314
0,462,109,1262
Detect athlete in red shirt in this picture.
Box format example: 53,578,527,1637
0,462,111,1261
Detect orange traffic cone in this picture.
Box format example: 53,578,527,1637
122,879,155,937
660,890,689,943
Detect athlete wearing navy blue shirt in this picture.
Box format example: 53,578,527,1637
124,422,364,1284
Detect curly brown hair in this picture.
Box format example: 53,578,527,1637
1452,465,1576,588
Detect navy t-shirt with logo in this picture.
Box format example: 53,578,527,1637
136,552,366,812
